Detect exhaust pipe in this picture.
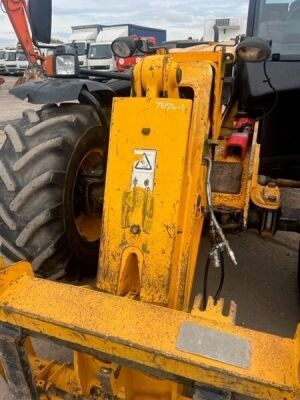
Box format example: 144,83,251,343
213,24,220,42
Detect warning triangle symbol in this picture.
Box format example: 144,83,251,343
135,153,152,171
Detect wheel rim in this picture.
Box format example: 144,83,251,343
73,149,105,243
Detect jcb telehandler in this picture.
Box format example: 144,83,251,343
0,0,300,399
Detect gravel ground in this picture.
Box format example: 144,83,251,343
0,75,299,400
0,75,40,122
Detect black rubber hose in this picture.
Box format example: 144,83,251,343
214,249,225,304
254,61,279,122
201,255,211,311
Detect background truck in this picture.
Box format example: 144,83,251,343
203,17,247,41
0,49,5,74
3,47,17,74
88,24,166,72
15,49,28,75
4,45,28,76
66,24,103,67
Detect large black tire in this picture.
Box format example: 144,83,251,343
0,103,106,278
298,242,300,294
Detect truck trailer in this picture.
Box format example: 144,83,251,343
66,24,103,67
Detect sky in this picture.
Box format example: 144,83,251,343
0,0,249,47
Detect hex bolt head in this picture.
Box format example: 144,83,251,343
142,128,151,135
268,195,277,203
258,175,268,186
130,225,141,235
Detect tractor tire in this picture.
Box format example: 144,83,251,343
298,242,300,294
0,103,106,278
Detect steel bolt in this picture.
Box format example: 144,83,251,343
268,195,277,203
130,225,141,235
142,128,151,135
258,175,267,186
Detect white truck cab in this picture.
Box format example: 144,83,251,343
0,49,5,74
88,26,129,72
15,50,28,75
4,48,17,75
66,25,102,68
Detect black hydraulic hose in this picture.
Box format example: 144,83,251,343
79,69,132,81
213,249,225,305
254,61,279,122
201,255,211,311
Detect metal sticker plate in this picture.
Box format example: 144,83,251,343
176,322,251,369
131,149,157,190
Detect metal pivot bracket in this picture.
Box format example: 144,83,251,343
0,323,39,400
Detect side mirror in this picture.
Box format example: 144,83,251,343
28,0,52,44
236,37,271,63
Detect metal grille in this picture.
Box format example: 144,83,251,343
215,18,230,27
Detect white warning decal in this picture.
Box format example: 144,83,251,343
135,153,152,171
131,149,156,190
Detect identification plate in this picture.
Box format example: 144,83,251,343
177,322,251,369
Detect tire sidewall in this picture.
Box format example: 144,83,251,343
63,125,106,267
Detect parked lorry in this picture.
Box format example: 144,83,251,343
88,24,166,71
15,49,29,74
203,17,247,42
66,24,102,67
3,47,17,74
0,48,5,74
4,45,28,75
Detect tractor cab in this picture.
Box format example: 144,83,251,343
249,0,300,55
238,0,300,179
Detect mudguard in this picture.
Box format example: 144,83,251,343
10,78,116,104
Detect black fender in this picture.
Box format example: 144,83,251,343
10,78,117,105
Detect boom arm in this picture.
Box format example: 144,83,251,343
1,0,42,65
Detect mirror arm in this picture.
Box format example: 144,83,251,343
1,0,43,65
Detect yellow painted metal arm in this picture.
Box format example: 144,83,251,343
0,263,299,400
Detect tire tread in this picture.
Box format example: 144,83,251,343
0,103,101,277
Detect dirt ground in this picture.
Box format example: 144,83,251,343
0,75,299,400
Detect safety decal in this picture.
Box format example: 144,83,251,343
131,149,157,190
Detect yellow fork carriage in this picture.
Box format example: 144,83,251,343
0,48,299,400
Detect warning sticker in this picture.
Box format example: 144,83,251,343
131,149,157,190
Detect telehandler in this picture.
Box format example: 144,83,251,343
0,0,300,399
